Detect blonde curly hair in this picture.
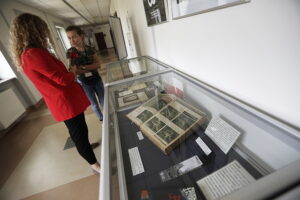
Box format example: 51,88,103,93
9,13,55,70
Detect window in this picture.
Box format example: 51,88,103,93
55,25,71,51
0,49,16,80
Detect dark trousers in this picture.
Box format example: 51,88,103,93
64,113,97,165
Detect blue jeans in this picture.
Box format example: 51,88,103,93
78,79,104,120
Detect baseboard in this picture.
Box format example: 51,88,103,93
0,112,27,139
0,99,45,139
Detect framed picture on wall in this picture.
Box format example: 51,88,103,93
143,0,168,26
171,0,250,19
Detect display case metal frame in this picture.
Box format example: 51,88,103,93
105,56,172,87
100,56,300,200
99,88,111,200
100,56,172,200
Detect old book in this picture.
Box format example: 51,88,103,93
115,81,158,109
127,94,206,154
118,92,148,108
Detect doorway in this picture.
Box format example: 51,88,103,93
95,32,107,53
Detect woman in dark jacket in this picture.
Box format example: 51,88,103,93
66,25,105,121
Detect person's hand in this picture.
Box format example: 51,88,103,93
79,65,87,70
69,66,77,75
76,66,87,75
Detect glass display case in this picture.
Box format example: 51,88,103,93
105,56,170,84
100,57,300,200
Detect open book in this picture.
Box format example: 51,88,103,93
127,94,206,154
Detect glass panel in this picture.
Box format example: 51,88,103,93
107,69,300,200
55,26,71,51
106,57,168,83
0,49,16,79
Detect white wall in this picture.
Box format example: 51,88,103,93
110,1,141,58
82,24,114,51
0,41,16,80
0,9,16,80
94,24,114,48
0,0,72,105
110,0,300,129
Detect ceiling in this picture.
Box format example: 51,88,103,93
17,0,111,25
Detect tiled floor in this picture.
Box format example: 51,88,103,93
0,48,118,200
23,175,100,200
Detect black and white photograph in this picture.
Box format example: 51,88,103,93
160,105,180,120
146,117,166,132
143,0,168,26
118,91,148,108
147,96,173,111
118,89,133,97
159,162,184,182
159,156,202,182
137,110,154,123
156,126,179,144
180,187,197,200
171,0,250,19
172,112,196,130
123,94,138,103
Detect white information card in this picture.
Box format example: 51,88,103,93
136,131,144,140
197,160,255,200
195,137,212,156
205,117,241,154
128,147,145,176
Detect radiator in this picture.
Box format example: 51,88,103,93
0,88,26,130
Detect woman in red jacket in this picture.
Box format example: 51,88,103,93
10,13,101,173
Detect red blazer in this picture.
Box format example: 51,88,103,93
22,48,90,121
